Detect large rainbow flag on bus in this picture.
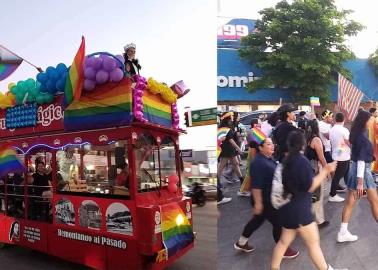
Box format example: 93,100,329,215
64,36,85,107
0,45,23,81
160,202,193,258
0,144,26,176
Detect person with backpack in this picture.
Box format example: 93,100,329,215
270,131,345,270
234,135,299,258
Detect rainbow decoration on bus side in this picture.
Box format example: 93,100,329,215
0,144,26,176
64,78,133,131
251,127,266,144
160,202,193,258
142,90,172,127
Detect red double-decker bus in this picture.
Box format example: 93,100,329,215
0,78,194,269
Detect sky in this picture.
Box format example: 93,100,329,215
218,0,378,59
0,0,217,151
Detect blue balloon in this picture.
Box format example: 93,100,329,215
46,66,55,75
50,69,59,80
56,63,67,74
39,83,48,93
56,79,65,91
46,80,55,93
36,72,48,83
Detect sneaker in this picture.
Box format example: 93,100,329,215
237,191,251,197
283,247,299,259
337,231,358,243
233,241,255,253
328,264,348,270
336,186,347,193
328,194,345,202
217,197,232,205
318,220,330,229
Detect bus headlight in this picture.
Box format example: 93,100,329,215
175,214,184,226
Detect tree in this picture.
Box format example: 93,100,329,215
368,48,378,77
239,0,363,103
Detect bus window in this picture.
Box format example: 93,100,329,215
57,141,130,197
134,134,160,192
5,172,25,218
159,137,178,187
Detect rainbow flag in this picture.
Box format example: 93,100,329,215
0,144,26,176
217,127,230,158
64,78,133,131
310,96,320,106
64,36,85,107
160,202,193,258
0,45,23,81
143,91,172,127
251,127,266,144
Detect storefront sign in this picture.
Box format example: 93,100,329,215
190,108,217,126
57,229,127,250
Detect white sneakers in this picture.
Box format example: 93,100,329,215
237,191,251,197
337,231,358,243
328,194,345,202
328,264,348,270
218,197,232,205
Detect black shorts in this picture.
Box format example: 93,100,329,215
324,151,333,163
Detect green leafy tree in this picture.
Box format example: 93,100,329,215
239,0,363,103
368,48,378,77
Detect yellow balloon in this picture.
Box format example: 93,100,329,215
8,82,16,91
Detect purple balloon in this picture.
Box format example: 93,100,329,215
109,68,124,82
92,57,103,70
95,70,109,84
85,56,95,68
84,79,96,91
103,57,117,72
115,54,125,65
84,67,96,80
135,96,142,104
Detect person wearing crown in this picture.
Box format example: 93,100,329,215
123,43,141,77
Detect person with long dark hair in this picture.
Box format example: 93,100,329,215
271,131,344,270
305,119,329,228
234,137,299,258
337,109,378,243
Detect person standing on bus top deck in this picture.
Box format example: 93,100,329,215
58,148,77,182
31,162,52,198
123,43,141,77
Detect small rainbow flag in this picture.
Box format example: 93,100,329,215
64,36,85,107
160,202,193,258
218,127,230,141
0,144,26,176
310,96,320,106
0,45,23,81
251,127,266,144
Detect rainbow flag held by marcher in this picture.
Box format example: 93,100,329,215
251,127,266,144
0,144,26,176
160,202,193,258
0,45,23,81
310,96,320,106
64,36,85,107
217,127,230,158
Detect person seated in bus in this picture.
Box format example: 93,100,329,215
115,163,129,189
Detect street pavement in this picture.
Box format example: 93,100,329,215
0,201,216,270
218,178,378,270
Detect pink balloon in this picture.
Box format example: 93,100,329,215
168,174,179,184
96,70,109,84
84,79,96,91
134,111,143,119
135,89,143,96
103,57,117,71
135,96,142,104
84,67,96,80
135,103,143,111
109,68,124,82
168,183,178,193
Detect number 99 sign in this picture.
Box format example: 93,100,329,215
217,24,249,39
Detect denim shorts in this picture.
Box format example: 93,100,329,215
346,161,377,190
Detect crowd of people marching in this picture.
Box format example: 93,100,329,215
217,104,378,270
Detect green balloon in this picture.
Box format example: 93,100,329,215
36,95,45,104
25,79,35,90
26,94,34,103
10,85,19,95
15,93,24,105
44,93,54,103
29,87,39,97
